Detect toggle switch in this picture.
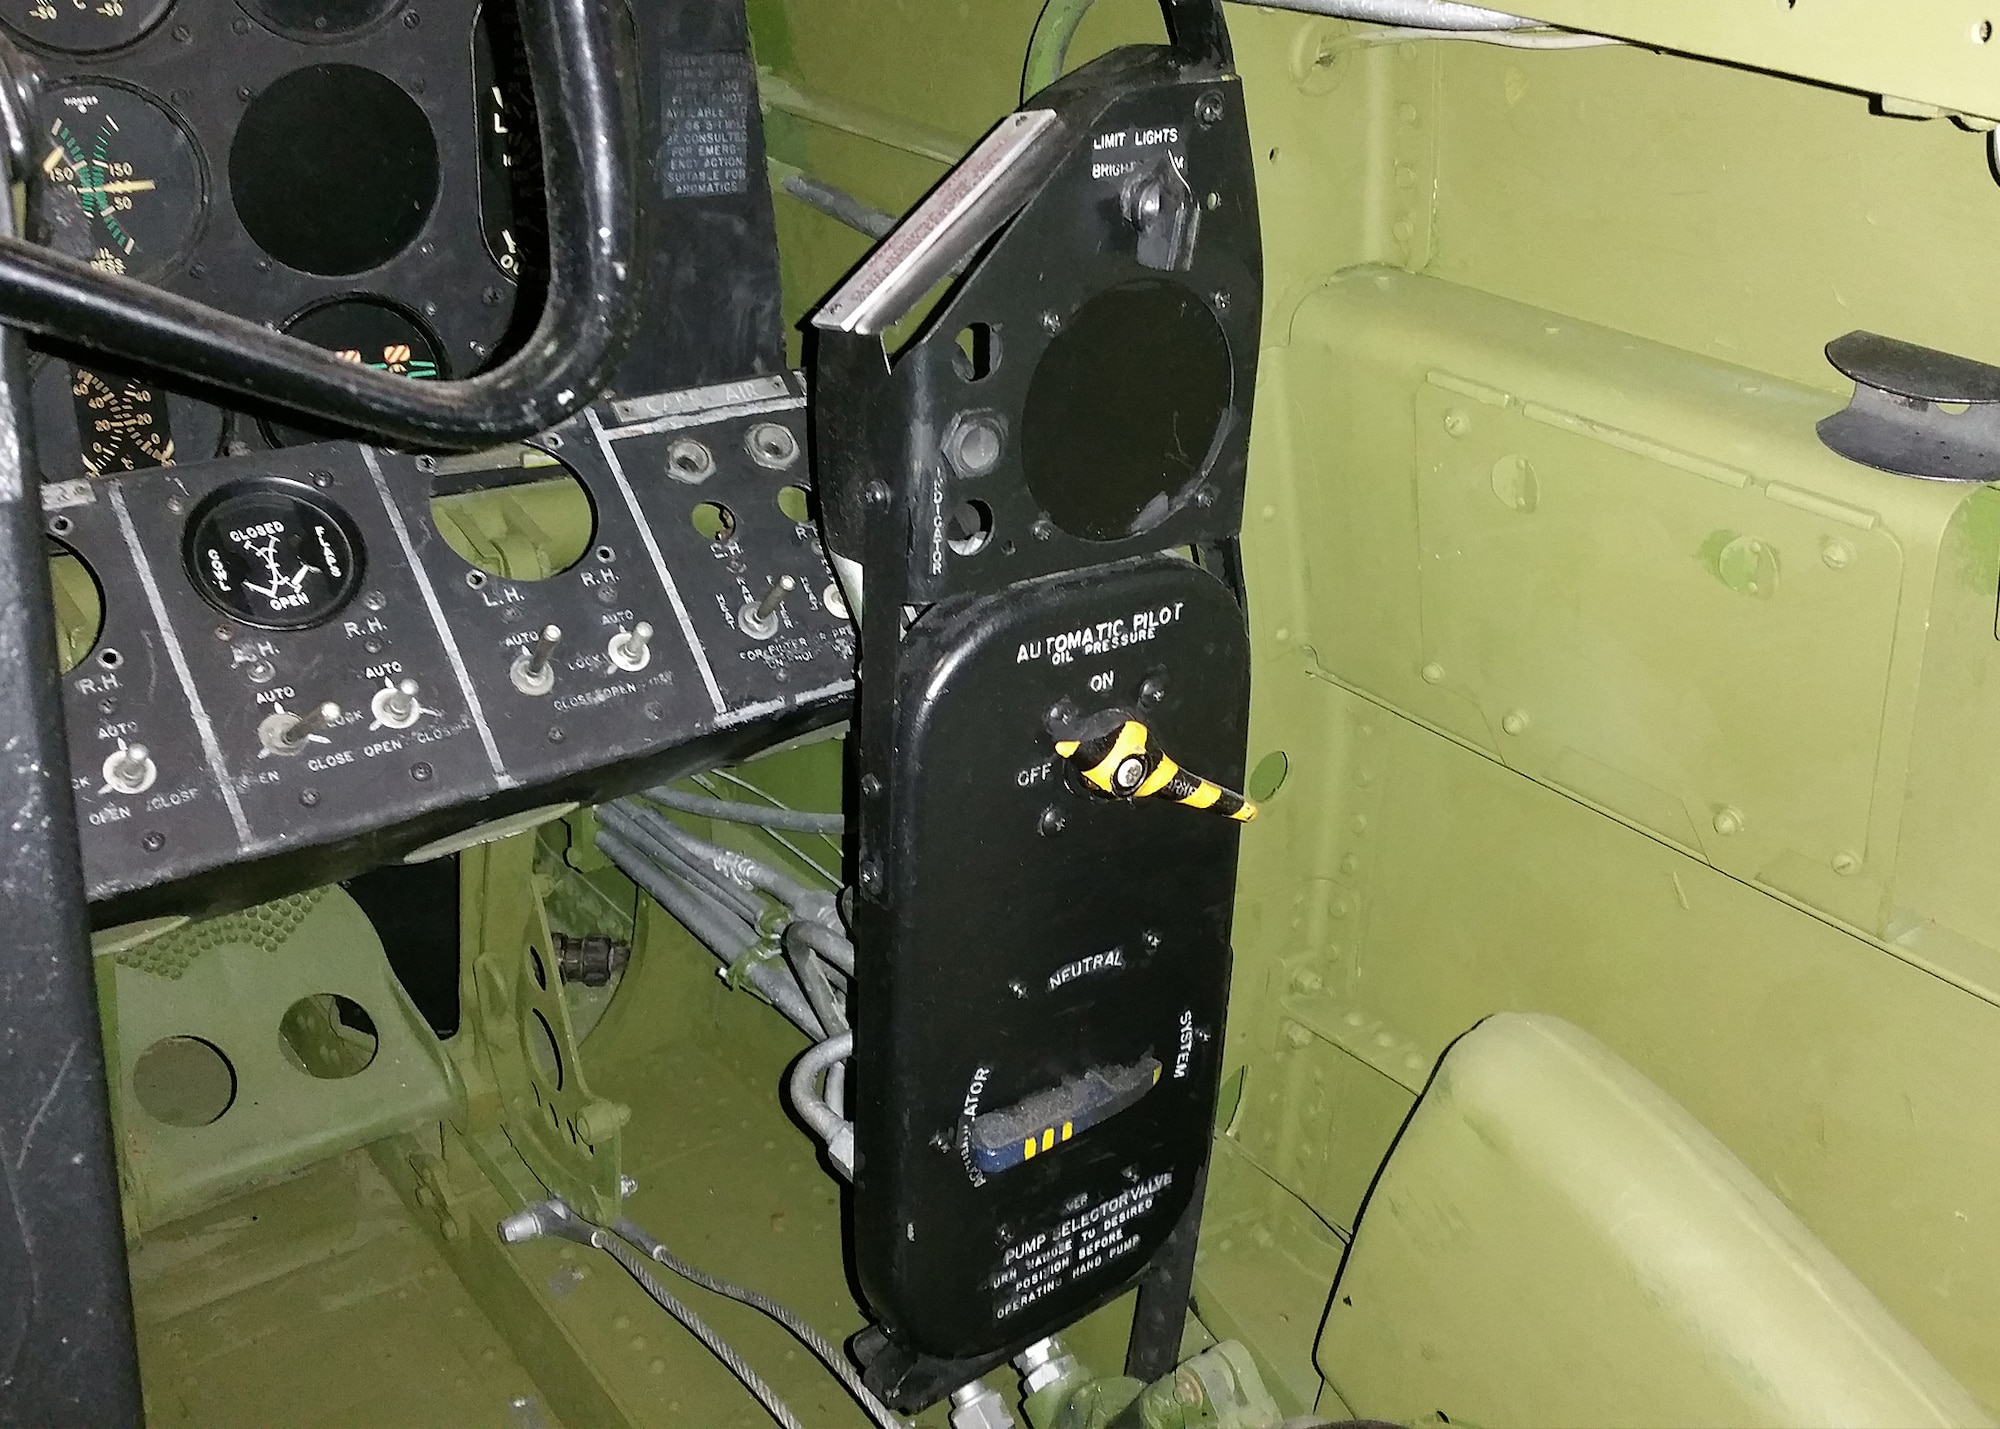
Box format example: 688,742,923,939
101,741,157,796
969,1056,1162,1175
738,575,796,640
511,623,562,695
369,678,425,731
607,621,654,673
1053,712,1257,822
259,701,341,757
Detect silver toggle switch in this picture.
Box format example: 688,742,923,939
101,741,157,796
259,701,341,757
511,624,562,696
607,621,654,673
370,678,425,731
738,575,796,640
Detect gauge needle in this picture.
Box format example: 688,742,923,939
75,179,157,196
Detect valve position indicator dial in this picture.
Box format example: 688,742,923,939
185,482,365,630
1,0,175,54
39,82,203,277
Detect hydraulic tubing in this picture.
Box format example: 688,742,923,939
599,802,766,925
788,1031,854,1145
596,830,825,1038
0,0,640,450
1245,0,1536,27
644,785,846,836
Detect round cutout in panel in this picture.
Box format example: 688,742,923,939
0,0,175,53
36,81,204,279
230,65,439,277
241,0,404,41
690,501,736,544
1247,750,1290,803
32,355,227,479
263,297,444,447
48,540,103,674
429,452,595,582
133,1036,237,1128
1022,281,1232,542
278,993,379,1079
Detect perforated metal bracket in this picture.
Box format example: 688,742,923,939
1818,330,2000,482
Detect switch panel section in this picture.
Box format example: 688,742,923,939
848,554,1248,1359
55,372,854,924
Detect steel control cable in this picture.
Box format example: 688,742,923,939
610,1216,907,1429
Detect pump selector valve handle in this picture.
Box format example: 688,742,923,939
1053,716,1257,822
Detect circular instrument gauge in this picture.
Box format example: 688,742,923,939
473,0,544,287
185,480,364,630
240,0,403,42
30,356,227,480
38,82,203,278
263,296,444,447
230,64,438,278
0,0,175,54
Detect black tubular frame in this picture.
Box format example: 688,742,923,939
0,0,641,452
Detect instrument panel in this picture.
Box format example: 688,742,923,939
10,0,567,480
50,373,854,925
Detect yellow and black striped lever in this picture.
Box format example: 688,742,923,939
1053,717,1257,822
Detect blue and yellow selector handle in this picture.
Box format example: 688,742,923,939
1053,714,1257,822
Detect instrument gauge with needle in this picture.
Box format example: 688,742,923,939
0,0,175,54
184,480,365,631
37,82,203,279
473,0,545,290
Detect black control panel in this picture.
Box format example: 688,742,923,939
53,373,853,924
812,0,1260,1397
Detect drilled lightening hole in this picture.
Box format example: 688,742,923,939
530,1008,564,1091
279,994,379,1079
133,1036,237,1128
691,501,737,544
953,323,999,382
945,499,992,556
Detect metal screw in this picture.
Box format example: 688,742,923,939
482,287,503,307
1212,290,1231,311
249,660,275,684
860,773,882,797
1032,516,1055,542
1712,807,1744,837
1196,90,1225,125
1194,485,1217,509
1142,929,1162,951
862,480,891,509
363,639,382,655
231,14,248,31
1040,310,1062,334
412,762,433,782
1833,851,1861,876
1113,756,1147,792
642,701,663,722
310,469,332,489
1420,661,1445,684
548,726,565,744
363,591,386,612
300,789,320,808
859,859,884,895
142,831,165,851
403,8,420,24
171,23,189,40
1139,676,1166,708
1038,806,1068,837
1500,709,1528,736
236,84,253,100
214,626,233,641
160,499,180,517
98,698,115,715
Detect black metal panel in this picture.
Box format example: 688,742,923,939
814,0,1259,1376
850,556,1246,1359
611,0,785,396
52,372,853,925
